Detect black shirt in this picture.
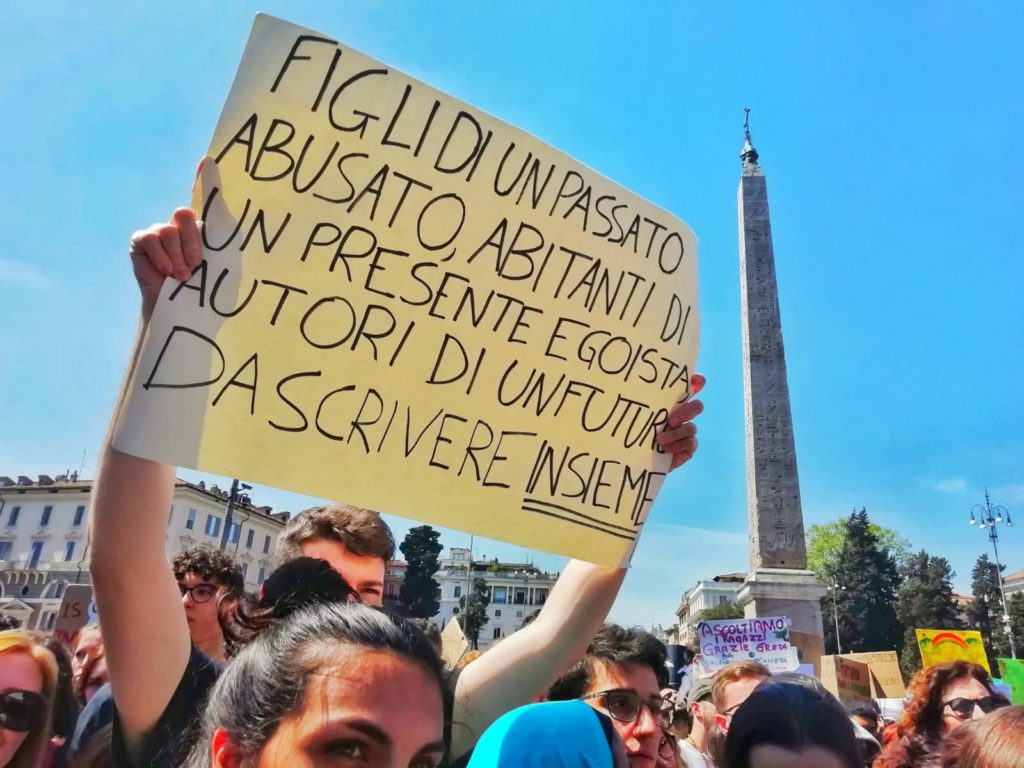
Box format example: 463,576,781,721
111,647,220,768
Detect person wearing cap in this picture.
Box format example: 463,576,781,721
678,677,717,768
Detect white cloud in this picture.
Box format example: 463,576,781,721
0,258,51,290
934,478,968,494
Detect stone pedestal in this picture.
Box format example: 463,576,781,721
737,568,826,638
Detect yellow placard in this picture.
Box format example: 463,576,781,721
113,14,700,567
916,629,991,673
839,650,906,698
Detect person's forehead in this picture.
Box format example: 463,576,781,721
722,675,767,710
943,676,988,698
586,660,661,698
180,571,217,585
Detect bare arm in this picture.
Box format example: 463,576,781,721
449,390,704,756
90,208,204,761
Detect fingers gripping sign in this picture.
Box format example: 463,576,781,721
130,208,204,318
656,372,705,471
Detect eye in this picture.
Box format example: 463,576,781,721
410,757,441,768
326,740,367,759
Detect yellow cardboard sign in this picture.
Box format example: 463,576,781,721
820,655,872,702
113,15,700,567
839,650,905,698
916,629,990,673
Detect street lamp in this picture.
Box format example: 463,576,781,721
827,578,847,655
220,479,253,552
969,489,1017,659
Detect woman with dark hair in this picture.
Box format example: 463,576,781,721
876,661,1004,768
723,679,861,768
941,705,1024,768
184,600,449,768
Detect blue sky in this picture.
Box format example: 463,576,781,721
2,2,1021,628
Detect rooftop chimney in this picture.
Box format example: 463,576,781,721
37,475,54,486
16,476,32,486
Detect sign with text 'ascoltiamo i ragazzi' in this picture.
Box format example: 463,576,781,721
113,14,700,567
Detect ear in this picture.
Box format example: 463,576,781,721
690,701,701,720
714,714,729,735
211,728,244,768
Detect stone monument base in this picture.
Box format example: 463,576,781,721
737,568,826,638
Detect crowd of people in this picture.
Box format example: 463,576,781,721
0,209,1020,768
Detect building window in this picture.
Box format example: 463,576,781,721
492,627,502,640
494,609,501,617
241,562,249,579
513,589,526,605
185,508,197,530
7,507,19,527
263,535,271,554
534,589,548,605
40,506,52,527
64,542,75,562
257,565,266,583
453,585,462,599
718,595,728,605
0,542,10,560
205,515,221,538
29,541,44,568
517,611,523,618
43,612,57,631
227,522,240,544
492,586,507,605
73,505,86,526
246,529,255,548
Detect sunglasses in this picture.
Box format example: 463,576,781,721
580,688,674,727
944,696,1004,720
0,690,47,732
178,583,218,603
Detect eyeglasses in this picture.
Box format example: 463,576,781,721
178,583,218,603
580,688,674,727
0,690,47,732
944,696,1005,720
658,729,678,760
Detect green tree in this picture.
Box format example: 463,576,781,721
695,602,745,622
398,525,442,619
823,509,902,655
807,519,911,578
1009,592,1024,656
970,554,1011,667
895,550,961,679
457,577,491,650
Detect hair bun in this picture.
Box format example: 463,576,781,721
259,557,357,619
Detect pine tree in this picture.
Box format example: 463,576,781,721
457,577,490,649
895,550,961,679
969,554,1011,667
807,519,911,578
398,525,442,619
823,509,902,655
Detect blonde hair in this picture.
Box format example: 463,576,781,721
710,660,771,710
0,630,58,768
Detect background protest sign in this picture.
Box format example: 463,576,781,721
820,655,872,702
916,629,990,673
113,14,699,567
839,650,905,698
696,616,798,675
997,659,1024,705
53,584,94,646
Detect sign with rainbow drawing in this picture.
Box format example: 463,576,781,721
916,629,990,673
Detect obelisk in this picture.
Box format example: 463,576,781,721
734,111,825,639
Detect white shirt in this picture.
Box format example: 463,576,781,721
678,737,715,768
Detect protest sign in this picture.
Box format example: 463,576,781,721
820,655,872,702
840,650,905,698
53,584,93,646
113,14,700,568
997,658,1024,705
440,616,470,668
916,629,990,673
696,616,798,674
789,629,824,677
